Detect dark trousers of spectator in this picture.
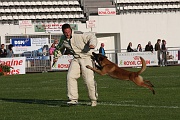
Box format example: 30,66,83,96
162,51,167,66
157,50,161,66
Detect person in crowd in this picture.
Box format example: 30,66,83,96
99,43,105,56
137,44,142,52
6,44,14,58
53,24,98,107
161,40,167,66
49,43,56,55
127,42,134,52
0,44,7,57
53,39,59,47
145,41,153,52
154,39,161,66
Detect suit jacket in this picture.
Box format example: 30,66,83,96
0,48,7,57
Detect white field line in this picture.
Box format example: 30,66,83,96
79,102,179,109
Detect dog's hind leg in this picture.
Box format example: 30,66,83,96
133,76,155,95
144,80,154,87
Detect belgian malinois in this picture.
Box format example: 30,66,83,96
86,52,155,94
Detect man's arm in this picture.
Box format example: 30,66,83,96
53,36,65,62
83,33,97,48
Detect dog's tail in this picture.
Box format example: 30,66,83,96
137,57,146,75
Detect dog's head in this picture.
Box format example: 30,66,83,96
91,52,107,65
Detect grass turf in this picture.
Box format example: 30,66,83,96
0,66,180,120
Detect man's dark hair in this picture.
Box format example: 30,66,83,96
62,24,71,32
157,39,161,42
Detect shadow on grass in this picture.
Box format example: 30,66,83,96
0,98,90,107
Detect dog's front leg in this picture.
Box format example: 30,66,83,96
86,65,106,75
95,63,102,70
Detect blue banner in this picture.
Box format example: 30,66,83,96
11,38,31,47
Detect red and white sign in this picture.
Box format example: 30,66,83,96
51,55,74,70
19,20,32,28
117,52,158,67
43,23,63,33
86,20,96,28
0,57,26,75
98,8,116,15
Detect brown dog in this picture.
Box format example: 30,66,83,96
86,52,155,94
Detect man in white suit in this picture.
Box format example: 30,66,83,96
53,24,98,106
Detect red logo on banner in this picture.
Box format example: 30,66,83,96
0,59,23,66
58,64,70,68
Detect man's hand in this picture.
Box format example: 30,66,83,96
53,59,58,63
89,45,95,49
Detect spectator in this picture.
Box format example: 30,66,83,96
154,39,161,66
99,43,105,56
0,44,7,58
49,43,56,55
6,44,14,58
137,44,142,52
53,39,59,47
145,41,153,52
127,42,134,52
161,40,167,66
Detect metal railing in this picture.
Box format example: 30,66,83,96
23,48,180,73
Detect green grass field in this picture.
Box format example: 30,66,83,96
0,66,180,120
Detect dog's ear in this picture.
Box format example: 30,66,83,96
101,55,108,58
99,55,107,61
99,54,107,58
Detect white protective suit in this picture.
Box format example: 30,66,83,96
54,31,98,101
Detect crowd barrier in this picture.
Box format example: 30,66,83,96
26,49,179,73
0,49,179,74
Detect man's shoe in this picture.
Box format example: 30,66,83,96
67,100,78,105
91,101,97,107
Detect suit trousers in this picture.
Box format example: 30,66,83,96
67,57,98,101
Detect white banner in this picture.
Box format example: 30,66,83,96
86,20,96,28
35,23,78,33
19,20,32,28
0,57,26,75
12,38,49,54
51,55,74,70
98,8,116,15
117,52,158,67
167,51,178,61
43,23,63,33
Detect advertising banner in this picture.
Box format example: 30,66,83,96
86,20,96,28
51,55,74,70
19,20,32,28
166,50,178,61
0,57,26,75
117,52,158,67
98,8,116,15
35,23,78,33
11,38,49,54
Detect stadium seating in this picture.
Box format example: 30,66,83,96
83,0,115,15
115,0,180,14
1,0,178,24
0,0,85,24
